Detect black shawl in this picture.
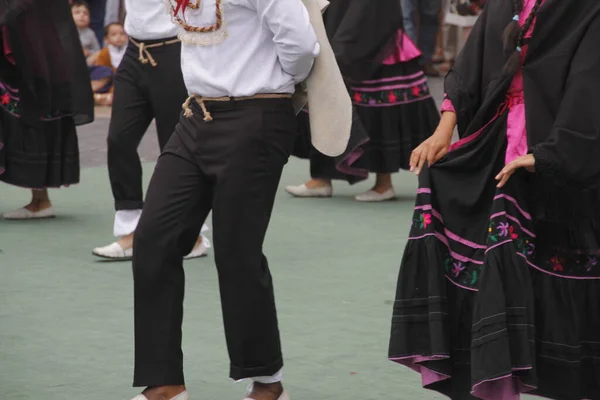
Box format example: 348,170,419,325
324,0,403,81
445,0,600,247
0,0,94,127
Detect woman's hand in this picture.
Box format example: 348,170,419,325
410,131,451,175
410,112,456,175
495,154,535,188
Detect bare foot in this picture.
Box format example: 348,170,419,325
24,189,52,212
117,232,135,250
193,236,203,249
141,385,186,400
304,178,331,189
247,382,284,400
23,199,52,213
371,173,393,194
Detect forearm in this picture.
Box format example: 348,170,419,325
437,111,457,139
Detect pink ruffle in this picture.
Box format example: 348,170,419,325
382,29,422,65
389,355,450,387
471,370,536,400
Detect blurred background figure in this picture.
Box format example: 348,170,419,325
93,22,128,105
0,0,94,219
401,0,442,76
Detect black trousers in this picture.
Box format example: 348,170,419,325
132,98,297,386
108,38,188,211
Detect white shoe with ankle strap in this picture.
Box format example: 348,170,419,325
131,390,189,400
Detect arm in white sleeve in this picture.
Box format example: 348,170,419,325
251,0,321,82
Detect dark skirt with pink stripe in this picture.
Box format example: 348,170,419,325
389,112,600,399
293,60,439,183
0,81,79,189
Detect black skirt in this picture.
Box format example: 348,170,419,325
0,82,79,189
388,112,600,400
293,59,440,183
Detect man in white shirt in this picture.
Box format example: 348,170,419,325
92,0,210,261
129,1,319,400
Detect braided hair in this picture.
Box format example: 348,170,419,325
502,0,544,75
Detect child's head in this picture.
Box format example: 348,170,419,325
71,1,91,29
105,23,128,48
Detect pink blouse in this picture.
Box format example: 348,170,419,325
442,0,545,164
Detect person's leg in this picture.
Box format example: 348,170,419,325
285,113,334,197
373,173,393,193
27,189,52,212
92,77,112,93
207,100,296,399
132,135,213,397
88,0,107,46
149,41,211,258
148,43,187,152
433,0,447,63
418,0,443,63
104,0,120,25
93,47,153,258
401,0,418,44
107,50,153,241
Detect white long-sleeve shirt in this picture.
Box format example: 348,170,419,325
124,0,179,40
172,0,320,97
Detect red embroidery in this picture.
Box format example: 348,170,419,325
387,91,397,103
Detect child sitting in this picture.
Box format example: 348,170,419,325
93,23,128,105
71,0,113,104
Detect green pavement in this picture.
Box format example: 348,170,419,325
0,158,445,400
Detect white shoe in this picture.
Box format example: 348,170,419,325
3,206,55,220
285,183,332,198
243,393,289,400
243,384,289,400
131,390,189,400
184,237,210,260
354,188,396,202
92,242,133,260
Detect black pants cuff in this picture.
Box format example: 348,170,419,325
229,357,284,381
133,362,185,387
116,200,144,211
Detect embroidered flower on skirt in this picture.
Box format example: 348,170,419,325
409,187,600,290
349,70,432,107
